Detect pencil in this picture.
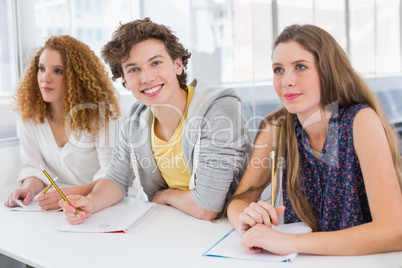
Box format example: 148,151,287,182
41,184,52,194
41,177,58,194
271,151,275,207
40,165,79,217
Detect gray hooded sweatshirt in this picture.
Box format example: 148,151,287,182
104,78,252,212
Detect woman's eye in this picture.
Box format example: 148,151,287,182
296,64,306,70
273,67,283,74
55,68,63,75
38,66,45,72
152,61,161,66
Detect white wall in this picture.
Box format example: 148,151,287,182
0,101,18,139
0,142,20,185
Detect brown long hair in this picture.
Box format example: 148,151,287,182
14,35,121,136
101,17,191,89
228,24,402,231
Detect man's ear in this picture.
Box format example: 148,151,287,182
122,76,127,88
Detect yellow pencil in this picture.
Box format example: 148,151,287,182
41,177,58,194
40,166,79,217
271,151,275,207
41,184,52,194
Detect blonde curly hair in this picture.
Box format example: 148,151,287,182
14,35,121,137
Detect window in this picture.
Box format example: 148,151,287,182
350,0,401,75
34,0,141,91
277,0,314,30
0,0,18,140
1,0,402,142
314,1,347,50
350,0,376,74
376,0,401,73
0,0,18,97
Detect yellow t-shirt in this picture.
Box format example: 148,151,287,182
151,86,194,190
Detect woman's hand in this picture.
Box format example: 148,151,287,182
4,177,44,207
35,190,63,210
241,223,295,255
4,188,35,207
238,200,285,234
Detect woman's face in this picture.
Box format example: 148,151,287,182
37,48,64,107
272,40,321,121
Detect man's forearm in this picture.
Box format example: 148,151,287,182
154,189,218,220
87,179,124,213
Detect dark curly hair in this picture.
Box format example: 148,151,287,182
13,35,121,137
101,17,191,89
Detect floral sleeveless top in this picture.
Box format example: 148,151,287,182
282,103,372,231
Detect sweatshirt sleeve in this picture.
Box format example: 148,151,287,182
103,117,134,196
92,118,118,181
191,96,250,212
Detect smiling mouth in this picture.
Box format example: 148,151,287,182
142,85,162,94
284,93,301,101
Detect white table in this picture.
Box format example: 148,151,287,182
1,183,401,268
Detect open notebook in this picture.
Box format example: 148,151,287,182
203,222,312,262
58,198,157,233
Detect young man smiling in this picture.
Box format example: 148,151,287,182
60,17,251,223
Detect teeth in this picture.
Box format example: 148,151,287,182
143,85,161,94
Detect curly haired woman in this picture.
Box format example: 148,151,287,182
4,35,121,210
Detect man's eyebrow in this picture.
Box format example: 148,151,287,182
123,62,137,70
122,55,164,70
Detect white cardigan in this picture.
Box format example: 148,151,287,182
17,117,117,187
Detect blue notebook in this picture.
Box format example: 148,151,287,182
203,222,312,262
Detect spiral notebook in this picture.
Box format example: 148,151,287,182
57,198,157,233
